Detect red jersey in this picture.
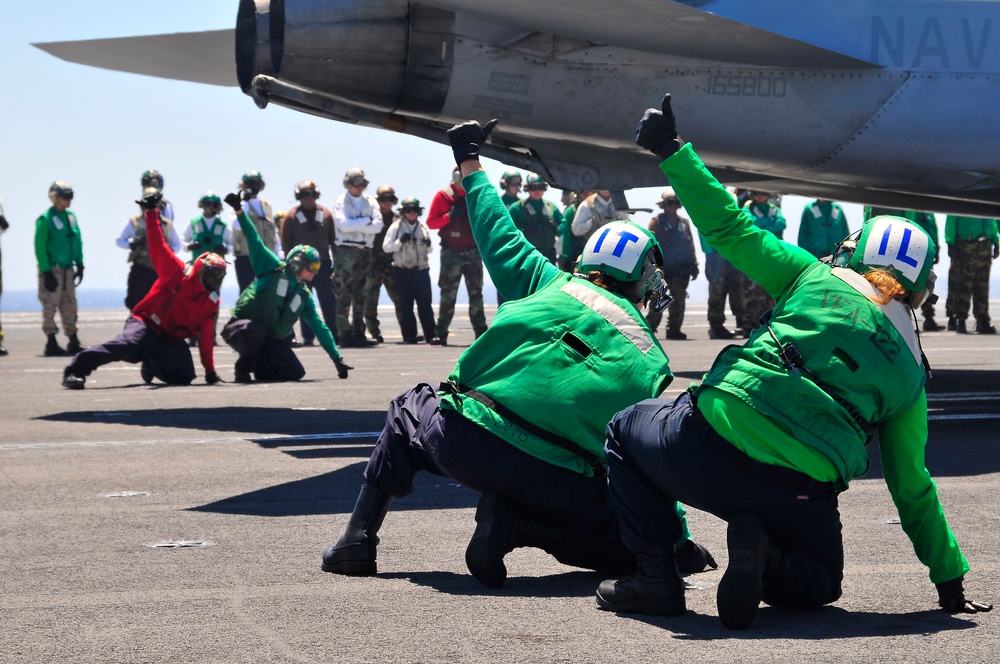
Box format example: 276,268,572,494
131,209,220,372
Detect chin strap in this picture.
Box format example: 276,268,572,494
907,305,933,380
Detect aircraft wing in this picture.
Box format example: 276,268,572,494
32,30,236,87
431,0,877,69
31,0,875,88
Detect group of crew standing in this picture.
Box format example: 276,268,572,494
2,159,995,388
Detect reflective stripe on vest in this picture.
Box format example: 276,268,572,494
830,267,921,366
560,280,653,354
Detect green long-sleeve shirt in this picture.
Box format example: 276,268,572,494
660,143,968,584
230,210,341,361
35,207,83,272
441,169,671,476
944,216,999,245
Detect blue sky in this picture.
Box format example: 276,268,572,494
1,1,882,304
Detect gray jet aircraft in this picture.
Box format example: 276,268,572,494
34,0,1000,215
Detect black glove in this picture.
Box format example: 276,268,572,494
398,232,413,243
636,93,682,160
186,241,201,252
937,576,993,614
446,119,499,167
135,191,163,210
993,243,999,260
224,193,242,213
212,244,228,256
689,264,699,280
674,540,719,574
0,215,8,231
205,371,222,385
422,237,432,247
334,357,353,380
43,270,58,292
128,236,146,251
74,265,84,286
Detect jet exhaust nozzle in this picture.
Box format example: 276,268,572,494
236,0,452,115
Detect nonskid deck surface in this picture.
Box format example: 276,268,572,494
1,305,997,662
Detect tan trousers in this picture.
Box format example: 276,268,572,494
37,267,78,336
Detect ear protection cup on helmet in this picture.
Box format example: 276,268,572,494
631,260,670,311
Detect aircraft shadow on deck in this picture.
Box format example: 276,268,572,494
36,406,387,438
188,462,478,517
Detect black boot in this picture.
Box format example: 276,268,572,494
62,366,85,390
233,354,254,383
596,549,686,616
709,325,735,339
466,491,577,587
976,320,997,334
465,491,518,587
321,484,394,575
140,360,154,385
66,334,84,355
717,512,769,629
44,334,66,357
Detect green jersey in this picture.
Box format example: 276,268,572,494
660,144,968,584
442,170,672,476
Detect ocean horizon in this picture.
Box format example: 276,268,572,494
0,286,502,312
3,275,996,313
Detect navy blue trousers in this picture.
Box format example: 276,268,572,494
67,316,195,385
124,264,158,311
222,318,305,382
363,383,634,573
234,255,256,293
605,393,844,608
391,266,436,342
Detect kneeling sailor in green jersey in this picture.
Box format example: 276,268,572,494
597,93,992,628
220,193,351,383
321,118,718,588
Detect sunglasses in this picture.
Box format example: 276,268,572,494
304,261,321,273
401,207,420,214
664,198,680,205
378,195,398,203
526,185,546,192
298,191,316,198
59,194,74,201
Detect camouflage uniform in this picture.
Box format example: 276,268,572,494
944,215,999,332
427,178,488,342
332,246,373,340
437,248,487,339
701,234,745,331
